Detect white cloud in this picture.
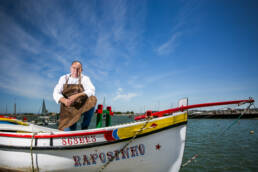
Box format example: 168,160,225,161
0,10,60,101
117,88,123,93
113,88,138,101
0,49,56,100
156,32,182,56
0,1,146,108
87,1,146,82
155,0,201,56
113,93,138,101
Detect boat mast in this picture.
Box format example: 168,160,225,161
14,98,16,115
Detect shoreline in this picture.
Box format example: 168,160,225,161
2,108,258,121
188,113,258,119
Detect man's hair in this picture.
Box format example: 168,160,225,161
71,60,82,66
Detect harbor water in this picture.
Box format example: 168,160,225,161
181,119,258,172
49,116,258,171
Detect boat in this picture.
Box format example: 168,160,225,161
0,98,254,172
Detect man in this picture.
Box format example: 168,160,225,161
53,61,97,131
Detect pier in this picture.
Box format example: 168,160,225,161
188,108,258,118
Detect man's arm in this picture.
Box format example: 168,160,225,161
81,75,95,97
68,92,87,104
53,75,65,104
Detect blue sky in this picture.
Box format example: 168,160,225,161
0,0,257,113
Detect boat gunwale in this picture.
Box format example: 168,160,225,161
0,128,109,138
0,113,186,139
0,121,187,150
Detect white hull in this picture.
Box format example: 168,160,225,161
0,111,187,172
1,124,186,172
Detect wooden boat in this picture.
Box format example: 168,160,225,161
0,98,254,172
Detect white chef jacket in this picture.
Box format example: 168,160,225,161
53,74,95,104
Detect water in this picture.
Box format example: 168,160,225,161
49,116,258,171
181,119,258,172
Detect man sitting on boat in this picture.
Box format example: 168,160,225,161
53,60,97,131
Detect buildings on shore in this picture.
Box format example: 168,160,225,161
1,102,258,126
0,112,58,126
188,108,258,118
0,99,58,126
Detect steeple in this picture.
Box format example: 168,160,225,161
41,99,48,115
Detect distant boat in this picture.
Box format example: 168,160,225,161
0,98,254,172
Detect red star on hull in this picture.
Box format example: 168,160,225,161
155,144,161,150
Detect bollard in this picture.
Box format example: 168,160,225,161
96,104,103,128
96,105,114,128
105,106,114,127
146,110,152,118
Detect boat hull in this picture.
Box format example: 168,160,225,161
0,124,186,172
0,112,187,172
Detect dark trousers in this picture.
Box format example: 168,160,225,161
64,107,95,131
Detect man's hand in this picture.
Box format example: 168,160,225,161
68,94,79,103
59,93,86,107
59,97,73,107
68,93,86,104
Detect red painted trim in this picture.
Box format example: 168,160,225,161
0,129,114,140
135,99,254,120
104,130,116,141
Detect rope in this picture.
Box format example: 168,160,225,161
97,117,152,172
181,154,198,167
181,101,254,168
30,132,38,172
220,102,253,136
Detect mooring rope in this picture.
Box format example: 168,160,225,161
220,102,253,136
98,117,152,172
30,132,38,172
181,154,198,167
181,101,254,168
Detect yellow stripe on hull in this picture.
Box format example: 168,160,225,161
117,112,187,139
0,118,28,126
